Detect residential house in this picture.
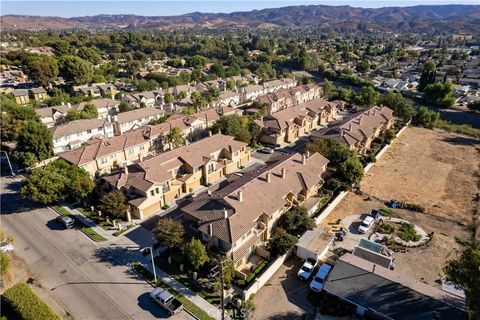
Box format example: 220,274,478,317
101,134,251,219
77,85,101,98
259,98,337,146
324,254,466,320
58,128,152,176
145,107,239,150
181,152,329,272
51,119,114,154
74,98,119,120
215,91,241,108
97,84,117,99
123,90,164,109
29,87,48,102
310,106,395,155
112,107,166,135
12,89,30,105
36,104,71,128
257,83,323,114
241,84,266,103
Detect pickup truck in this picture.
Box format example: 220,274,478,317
297,257,317,280
150,288,183,315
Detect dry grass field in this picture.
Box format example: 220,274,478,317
323,127,479,286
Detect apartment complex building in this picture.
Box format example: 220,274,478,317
310,106,395,155
181,152,329,270
101,134,251,219
257,83,324,114
259,98,338,146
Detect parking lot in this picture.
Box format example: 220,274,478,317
252,256,315,320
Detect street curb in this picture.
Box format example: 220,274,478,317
49,206,106,243
130,264,201,320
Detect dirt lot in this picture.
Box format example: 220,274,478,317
322,127,479,286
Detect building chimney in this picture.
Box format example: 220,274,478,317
266,172,271,183
302,154,307,165
238,191,243,202
207,190,212,196
208,223,213,236
372,264,376,274
223,208,228,219
124,166,129,174
209,130,212,137
281,167,286,179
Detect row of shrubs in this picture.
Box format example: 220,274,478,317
3,283,60,320
235,260,268,287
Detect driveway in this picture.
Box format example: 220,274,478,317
1,176,192,320
252,256,314,320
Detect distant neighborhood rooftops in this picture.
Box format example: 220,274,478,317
115,107,165,124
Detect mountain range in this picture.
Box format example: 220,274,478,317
2,4,480,33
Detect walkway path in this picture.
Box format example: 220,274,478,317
60,203,115,241
141,259,221,319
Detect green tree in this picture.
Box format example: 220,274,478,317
336,157,364,188
413,107,440,129
26,58,58,87
99,191,128,219
183,238,208,271
443,242,480,319
165,127,185,149
164,92,174,104
306,138,355,168
282,207,315,236
20,160,93,203
59,55,93,85
21,167,68,204
177,91,187,99
379,92,416,122
17,121,53,162
48,160,94,199
269,233,298,256
355,86,379,107
119,102,131,113
418,61,437,92
77,47,102,65
0,252,11,277
52,40,75,55
82,104,98,119
154,217,185,249
11,151,37,168
206,87,220,102
423,82,455,107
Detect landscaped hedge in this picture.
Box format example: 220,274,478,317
3,283,60,320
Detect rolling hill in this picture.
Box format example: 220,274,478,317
1,4,479,33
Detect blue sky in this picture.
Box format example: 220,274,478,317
1,1,478,17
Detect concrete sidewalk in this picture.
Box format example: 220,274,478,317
142,258,222,319
60,203,115,241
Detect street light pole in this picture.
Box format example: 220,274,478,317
150,245,157,283
1,151,14,177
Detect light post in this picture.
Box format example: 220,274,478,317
1,151,14,177
150,245,157,283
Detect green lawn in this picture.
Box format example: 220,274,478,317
113,224,136,236
51,205,107,242
132,262,215,320
154,257,220,305
74,205,113,231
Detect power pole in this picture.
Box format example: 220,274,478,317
1,151,14,177
219,258,225,320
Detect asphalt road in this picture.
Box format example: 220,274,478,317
1,176,192,320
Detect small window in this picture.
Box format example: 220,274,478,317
98,127,102,131
150,190,155,196
155,188,159,194
128,148,135,155
87,129,92,134
100,157,107,164
139,145,145,151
